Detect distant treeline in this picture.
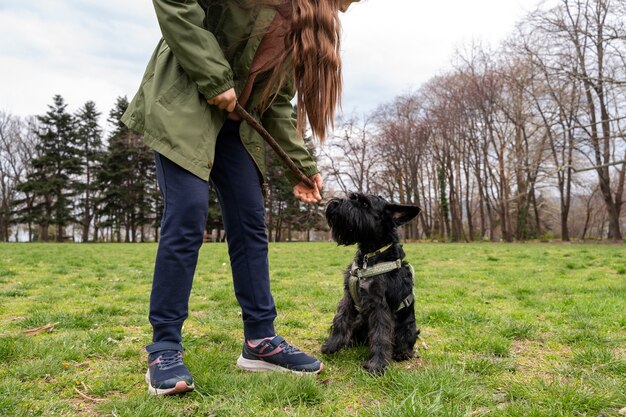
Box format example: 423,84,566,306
2,0,625,243
0,96,322,242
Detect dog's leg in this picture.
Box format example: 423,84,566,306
361,282,393,374
351,313,368,345
392,306,418,361
322,289,358,354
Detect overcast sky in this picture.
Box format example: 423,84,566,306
0,0,541,125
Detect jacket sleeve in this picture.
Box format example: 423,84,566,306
261,83,319,186
152,0,234,99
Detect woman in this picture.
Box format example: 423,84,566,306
122,0,360,395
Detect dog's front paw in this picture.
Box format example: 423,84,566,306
321,339,341,355
363,358,387,375
392,349,414,362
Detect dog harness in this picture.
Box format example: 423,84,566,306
348,244,415,313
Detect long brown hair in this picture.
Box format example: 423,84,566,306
258,0,343,142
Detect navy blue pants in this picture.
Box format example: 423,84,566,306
148,120,276,353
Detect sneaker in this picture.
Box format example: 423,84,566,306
145,350,195,395
236,335,324,374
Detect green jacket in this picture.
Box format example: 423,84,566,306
121,0,318,186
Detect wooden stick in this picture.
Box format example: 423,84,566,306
73,387,105,403
235,103,316,190
24,322,59,336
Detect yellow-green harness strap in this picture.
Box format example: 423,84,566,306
349,260,415,313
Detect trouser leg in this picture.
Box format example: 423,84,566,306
210,120,276,340
149,152,209,348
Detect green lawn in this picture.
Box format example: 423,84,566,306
0,242,625,416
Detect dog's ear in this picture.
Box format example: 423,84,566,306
385,203,421,226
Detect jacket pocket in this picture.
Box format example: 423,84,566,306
154,44,195,106
157,70,192,106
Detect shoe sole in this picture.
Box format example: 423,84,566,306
145,370,195,396
236,355,324,375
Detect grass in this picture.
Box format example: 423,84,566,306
0,242,625,416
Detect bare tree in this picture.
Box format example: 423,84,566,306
319,115,379,195
374,93,430,239
532,0,626,239
0,113,38,241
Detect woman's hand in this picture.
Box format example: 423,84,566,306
208,88,237,112
293,173,323,204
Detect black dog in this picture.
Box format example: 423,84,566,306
321,193,421,374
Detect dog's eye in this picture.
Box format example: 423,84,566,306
360,200,370,209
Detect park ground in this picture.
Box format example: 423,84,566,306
0,242,625,416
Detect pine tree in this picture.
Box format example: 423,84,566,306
205,187,224,242
266,124,322,242
295,137,325,241
97,97,157,242
17,95,81,241
131,129,157,242
96,99,126,241
266,148,295,242
75,101,104,242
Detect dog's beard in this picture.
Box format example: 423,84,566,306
327,213,379,246
329,224,358,246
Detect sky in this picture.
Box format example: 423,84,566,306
0,0,541,126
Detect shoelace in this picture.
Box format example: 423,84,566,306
278,341,302,355
157,351,184,370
